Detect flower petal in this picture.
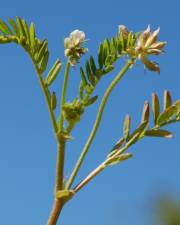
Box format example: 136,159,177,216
64,37,71,48
150,41,167,50
137,25,151,47
146,49,162,55
145,27,160,48
140,56,160,73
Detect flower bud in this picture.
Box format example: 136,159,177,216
118,25,129,38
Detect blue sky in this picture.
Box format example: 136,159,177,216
0,0,180,225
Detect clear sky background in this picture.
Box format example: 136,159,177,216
0,0,180,225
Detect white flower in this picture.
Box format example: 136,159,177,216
64,30,85,49
70,30,85,45
64,29,87,66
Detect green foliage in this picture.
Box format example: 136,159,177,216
152,93,161,124
164,90,172,110
45,60,62,86
145,129,173,138
71,31,138,127
0,17,62,82
105,152,133,166
123,115,131,140
78,31,138,106
157,101,180,126
105,90,180,167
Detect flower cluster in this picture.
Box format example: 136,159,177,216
64,30,88,66
135,26,166,73
118,25,166,73
62,99,84,128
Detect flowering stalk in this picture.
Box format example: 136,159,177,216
59,62,71,130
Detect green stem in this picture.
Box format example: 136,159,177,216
31,59,65,225
46,62,71,225
46,197,63,225
37,71,58,133
31,57,67,224
74,122,148,193
46,134,66,225
66,59,135,189
30,55,58,134
59,62,71,131
74,162,106,193
56,139,66,190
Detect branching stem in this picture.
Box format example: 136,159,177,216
73,123,171,193
66,59,135,189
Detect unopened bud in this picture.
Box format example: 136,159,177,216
118,25,129,38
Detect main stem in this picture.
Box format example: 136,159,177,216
47,62,70,225
66,59,134,189
47,139,66,225
46,200,63,225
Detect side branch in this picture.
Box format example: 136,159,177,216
66,59,135,189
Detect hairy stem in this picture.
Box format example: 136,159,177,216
66,59,135,189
